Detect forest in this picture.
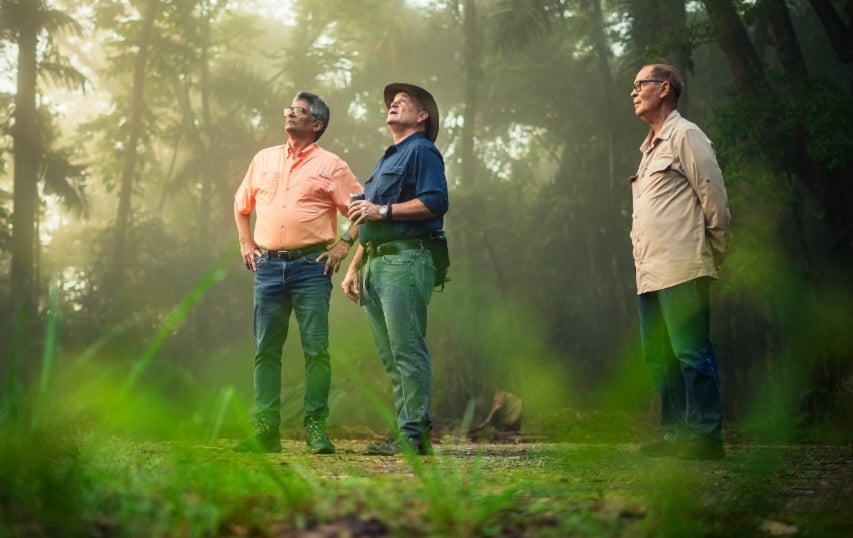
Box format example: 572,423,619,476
1,0,852,535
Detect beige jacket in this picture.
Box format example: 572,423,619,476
630,110,731,294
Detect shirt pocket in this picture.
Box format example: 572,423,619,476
375,166,406,203
642,155,678,200
254,171,280,204
297,174,332,202
646,154,674,175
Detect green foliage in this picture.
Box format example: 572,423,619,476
0,283,90,537
796,78,853,170
2,13,852,538
429,270,571,422
1,248,851,536
711,74,853,174
0,413,91,537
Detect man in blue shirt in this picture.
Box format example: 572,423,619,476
342,82,449,455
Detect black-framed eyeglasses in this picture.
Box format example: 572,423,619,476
283,106,311,117
632,79,663,92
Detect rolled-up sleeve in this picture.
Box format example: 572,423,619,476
234,156,258,215
414,145,449,216
330,161,363,218
678,128,731,262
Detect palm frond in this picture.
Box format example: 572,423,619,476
39,8,83,37
41,151,88,216
491,0,565,53
38,60,89,92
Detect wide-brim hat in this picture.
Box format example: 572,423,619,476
383,82,439,143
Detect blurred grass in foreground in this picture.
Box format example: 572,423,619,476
2,253,852,536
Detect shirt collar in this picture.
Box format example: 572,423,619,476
640,109,682,152
286,142,318,160
388,131,427,152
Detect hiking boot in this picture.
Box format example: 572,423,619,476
233,421,281,453
365,432,433,456
678,438,725,460
416,434,434,456
304,415,335,455
637,439,681,458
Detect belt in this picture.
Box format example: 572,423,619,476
259,243,327,261
365,239,425,258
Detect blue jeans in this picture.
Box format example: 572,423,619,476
638,277,723,442
362,246,435,440
252,252,332,429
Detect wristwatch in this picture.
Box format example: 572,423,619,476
379,204,391,220
340,232,354,245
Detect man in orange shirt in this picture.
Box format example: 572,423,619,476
233,91,362,454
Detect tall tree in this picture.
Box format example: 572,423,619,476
807,0,853,63
2,0,85,348
701,0,768,100
584,0,617,205
109,0,160,288
702,0,853,255
7,0,39,333
459,0,481,186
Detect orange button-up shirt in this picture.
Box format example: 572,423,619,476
234,143,362,250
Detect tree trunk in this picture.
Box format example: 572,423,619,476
10,0,40,340
703,0,853,254
585,0,616,206
110,0,160,286
586,0,632,323
198,0,213,248
763,0,809,83
660,0,690,106
701,0,767,100
807,0,852,62
196,0,214,343
460,0,480,186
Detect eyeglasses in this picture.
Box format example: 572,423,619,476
283,106,311,117
632,79,663,92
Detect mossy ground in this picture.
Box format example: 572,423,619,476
45,437,848,537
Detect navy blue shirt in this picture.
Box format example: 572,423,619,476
359,132,449,245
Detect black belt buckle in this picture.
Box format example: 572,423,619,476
263,243,325,261
264,248,292,260
274,249,296,260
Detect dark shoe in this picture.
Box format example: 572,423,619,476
637,440,681,458
233,421,281,453
304,415,335,455
678,438,725,460
415,433,434,456
365,432,432,456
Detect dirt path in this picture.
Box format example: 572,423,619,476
219,439,853,536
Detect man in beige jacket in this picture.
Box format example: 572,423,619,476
629,64,731,460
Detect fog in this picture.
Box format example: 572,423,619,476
2,0,851,440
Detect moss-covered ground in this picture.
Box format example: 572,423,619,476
14,436,842,537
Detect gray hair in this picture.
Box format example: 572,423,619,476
649,64,684,102
295,91,330,140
